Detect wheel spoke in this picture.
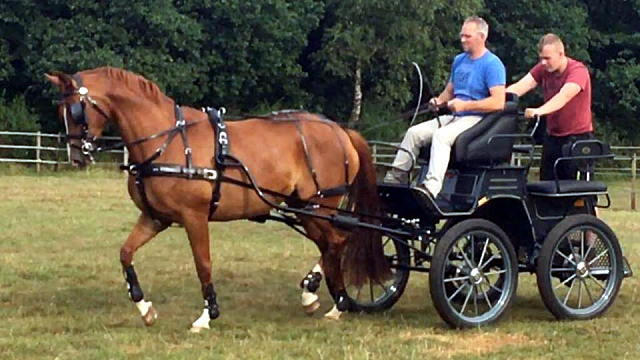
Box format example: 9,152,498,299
584,238,596,263
443,275,471,283
479,283,493,309
555,249,577,266
483,275,504,294
459,282,474,315
582,278,596,305
447,282,469,302
565,237,579,260
555,273,577,289
551,267,576,272
581,230,585,259
377,282,390,296
563,277,577,305
587,274,607,290
478,238,490,269
473,284,479,316
589,267,611,276
484,269,507,277
577,278,583,309
588,249,610,267
469,235,475,263
456,243,475,268
480,254,498,270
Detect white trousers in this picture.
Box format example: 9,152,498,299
391,114,482,195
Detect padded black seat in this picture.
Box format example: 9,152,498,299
526,180,607,194
452,101,519,165
418,93,519,167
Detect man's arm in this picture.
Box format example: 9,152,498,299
524,83,581,117
448,85,506,113
506,73,538,97
433,82,454,105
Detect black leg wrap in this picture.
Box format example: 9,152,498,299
123,265,144,302
335,290,350,312
204,283,220,320
300,271,323,293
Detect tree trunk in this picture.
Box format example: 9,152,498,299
349,60,363,123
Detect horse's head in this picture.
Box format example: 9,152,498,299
45,71,112,167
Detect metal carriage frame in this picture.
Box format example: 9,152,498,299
341,112,632,328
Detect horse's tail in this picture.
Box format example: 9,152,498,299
342,128,391,288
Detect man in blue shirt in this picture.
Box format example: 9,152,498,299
385,16,506,197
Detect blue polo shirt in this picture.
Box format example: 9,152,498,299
449,50,506,116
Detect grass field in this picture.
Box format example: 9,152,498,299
1,169,639,359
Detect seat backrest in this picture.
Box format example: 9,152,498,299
452,94,519,165
560,139,612,173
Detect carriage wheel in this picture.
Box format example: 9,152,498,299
346,234,411,313
429,219,518,328
445,235,506,305
536,215,623,320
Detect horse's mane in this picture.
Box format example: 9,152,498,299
85,66,172,105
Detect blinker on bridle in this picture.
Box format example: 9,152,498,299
60,75,110,158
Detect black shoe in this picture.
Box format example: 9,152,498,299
416,185,452,211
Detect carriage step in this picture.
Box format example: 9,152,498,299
623,256,633,278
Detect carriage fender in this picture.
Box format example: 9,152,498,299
469,196,535,249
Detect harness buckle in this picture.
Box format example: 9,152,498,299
127,164,138,175
203,169,217,180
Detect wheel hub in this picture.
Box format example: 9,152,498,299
576,261,589,278
470,268,484,284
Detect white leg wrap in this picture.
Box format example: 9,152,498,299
324,305,342,320
135,299,152,316
301,289,319,307
312,263,323,274
190,309,211,333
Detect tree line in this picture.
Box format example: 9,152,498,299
0,0,638,143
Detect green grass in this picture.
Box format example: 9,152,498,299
1,171,640,359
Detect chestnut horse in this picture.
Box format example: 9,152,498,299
46,67,389,332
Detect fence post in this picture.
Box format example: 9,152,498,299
36,131,41,173
123,147,129,174
55,133,61,171
372,143,377,164
631,153,637,211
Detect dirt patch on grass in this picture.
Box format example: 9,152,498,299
400,330,540,357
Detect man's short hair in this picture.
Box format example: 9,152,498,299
464,16,489,38
538,33,565,53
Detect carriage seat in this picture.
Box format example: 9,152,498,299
526,180,607,194
418,93,519,167
526,139,612,195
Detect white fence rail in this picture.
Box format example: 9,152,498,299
2,131,640,176
370,141,640,177
1,131,639,209
0,131,128,172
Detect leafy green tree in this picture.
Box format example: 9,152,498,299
312,0,483,140
178,0,324,111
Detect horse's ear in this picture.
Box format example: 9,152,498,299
45,72,74,88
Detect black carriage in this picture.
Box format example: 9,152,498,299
346,94,632,328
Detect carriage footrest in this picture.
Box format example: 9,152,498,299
623,256,633,278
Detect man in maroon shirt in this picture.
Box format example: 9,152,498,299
506,33,593,180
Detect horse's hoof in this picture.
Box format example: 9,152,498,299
324,305,342,320
141,305,158,326
303,299,320,316
190,324,210,333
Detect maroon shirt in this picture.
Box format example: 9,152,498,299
530,58,593,137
